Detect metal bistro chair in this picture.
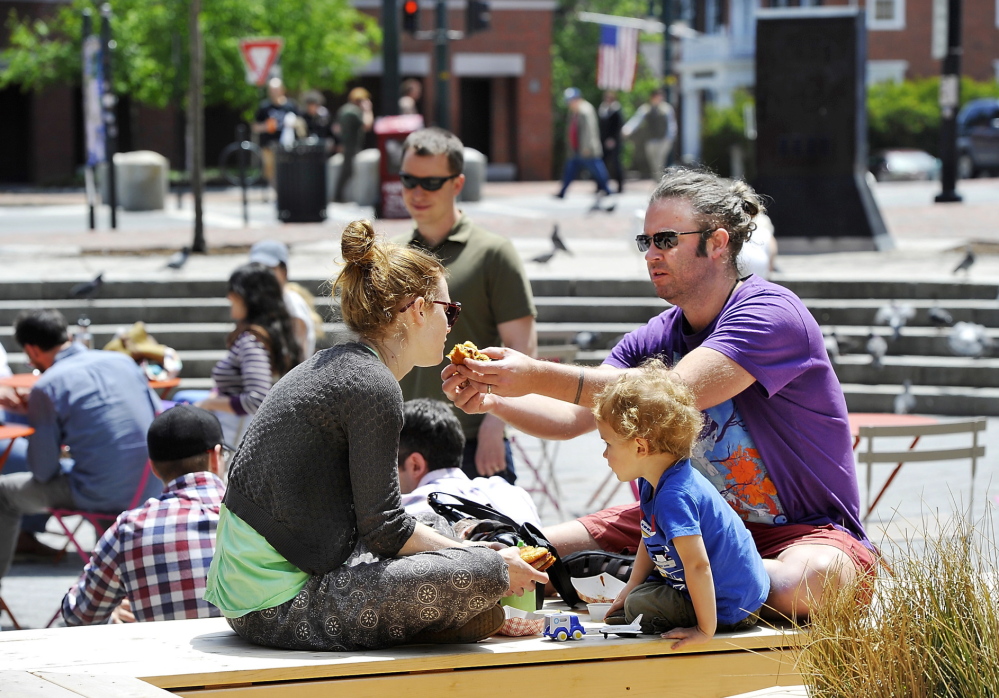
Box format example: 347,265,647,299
856,417,987,524
42,461,156,628
47,460,156,564
509,345,581,517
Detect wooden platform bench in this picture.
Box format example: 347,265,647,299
0,609,801,697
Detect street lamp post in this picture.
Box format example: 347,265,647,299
434,0,450,130
935,0,962,203
660,0,675,104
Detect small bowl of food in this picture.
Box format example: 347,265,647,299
586,603,613,622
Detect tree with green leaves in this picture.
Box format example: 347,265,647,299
1,0,380,113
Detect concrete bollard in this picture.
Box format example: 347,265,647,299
327,148,380,205
460,147,487,202
99,151,169,211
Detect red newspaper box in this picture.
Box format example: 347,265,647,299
374,114,424,219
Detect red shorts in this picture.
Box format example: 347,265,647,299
579,502,877,576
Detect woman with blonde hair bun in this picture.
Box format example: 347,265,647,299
206,220,547,652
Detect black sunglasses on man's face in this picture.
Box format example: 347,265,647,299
635,228,715,252
399,172,460,191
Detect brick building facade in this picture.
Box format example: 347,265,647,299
0,0,556,185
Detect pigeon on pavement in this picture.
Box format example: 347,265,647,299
953,245,976,275
531,250,557,264
947,321,992,358
893,379,916,415
866,331,888,368
69,273,104,300
551,225,572,256
927,305,955,329
875,301,915,341
823,330,841,363
572,331,598,352
165,246,191,270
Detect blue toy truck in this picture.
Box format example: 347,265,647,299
543,613,586,641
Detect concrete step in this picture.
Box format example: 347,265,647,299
536,322,642,349
0,275,995,303
832,354,999,388
777,278,999,301
821,325,999,358
841,383,999,417
535,296,666,324
806,299,999,328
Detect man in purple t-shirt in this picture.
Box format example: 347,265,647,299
441,167,874,621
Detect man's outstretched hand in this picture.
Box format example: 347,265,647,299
441,347,539,405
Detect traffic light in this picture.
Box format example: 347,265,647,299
466,0,490,35
402,0,420,34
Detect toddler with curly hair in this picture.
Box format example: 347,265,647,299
594,360,770,648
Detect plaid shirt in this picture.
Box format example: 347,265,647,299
62,471,225,625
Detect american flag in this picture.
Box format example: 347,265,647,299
597,24,638,92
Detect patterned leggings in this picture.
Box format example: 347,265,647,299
228,518,509,651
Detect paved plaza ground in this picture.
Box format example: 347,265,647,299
2,175,999,630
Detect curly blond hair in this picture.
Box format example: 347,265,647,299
332,219,445,341
592,359,703,458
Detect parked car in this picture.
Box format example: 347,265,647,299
957,98,999,178
869,149,941,182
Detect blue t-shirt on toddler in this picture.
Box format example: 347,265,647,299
639,459,770,626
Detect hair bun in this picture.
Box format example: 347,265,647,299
730,180,762,218
341,219,378,268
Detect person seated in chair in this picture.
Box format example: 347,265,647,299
62,405,229,625
398,399,541,527
0,309,162,589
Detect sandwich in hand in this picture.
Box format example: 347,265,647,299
448,341,491,365
519,545,555,571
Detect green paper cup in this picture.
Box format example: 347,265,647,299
499,587,536,613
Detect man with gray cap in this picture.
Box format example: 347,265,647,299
61,405,229,625
249,239,317,361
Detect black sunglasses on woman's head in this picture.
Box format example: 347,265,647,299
399,299,462,327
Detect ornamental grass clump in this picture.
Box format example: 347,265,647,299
795,512,999,697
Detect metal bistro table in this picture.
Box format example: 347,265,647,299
0,372,180,400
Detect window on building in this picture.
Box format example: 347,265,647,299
868,0,904,30
867,60,909,85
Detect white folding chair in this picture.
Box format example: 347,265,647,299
856,417,987,523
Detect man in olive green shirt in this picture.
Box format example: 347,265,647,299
393,128,536,484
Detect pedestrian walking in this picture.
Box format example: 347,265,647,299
555,88,612,199
598,91,625,194
333,88,374,203
623,88,677,178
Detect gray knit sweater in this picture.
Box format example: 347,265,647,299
224,343,417,575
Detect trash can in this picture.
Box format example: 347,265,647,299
374,114,425,219
276,140,327,223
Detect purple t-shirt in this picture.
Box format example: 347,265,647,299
606,275,866,543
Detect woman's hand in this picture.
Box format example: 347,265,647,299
498,546,549,597
441,363,495,415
